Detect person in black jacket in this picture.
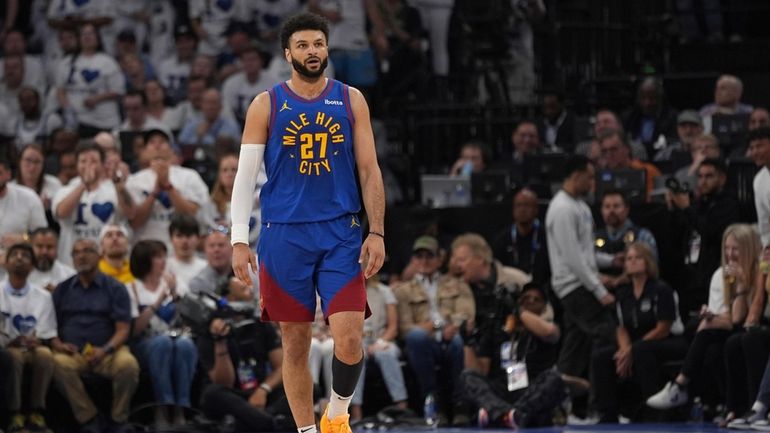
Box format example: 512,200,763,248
622,77,678,157
591,242,687,423
667,158,740,315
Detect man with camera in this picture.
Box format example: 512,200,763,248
667,157,739,314
198,276,293,432
449,234,532,367
459,282,573,429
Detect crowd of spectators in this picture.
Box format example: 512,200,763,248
1,1,770,433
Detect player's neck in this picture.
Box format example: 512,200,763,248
287,76,327,100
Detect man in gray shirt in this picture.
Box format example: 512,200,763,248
545,155,615,380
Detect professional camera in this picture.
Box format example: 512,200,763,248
176,289,257,337
665,177,690,194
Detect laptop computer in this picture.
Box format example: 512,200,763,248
595,169,647,205
420,175,472,208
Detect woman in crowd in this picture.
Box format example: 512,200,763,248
12,144,62,218
722,245,770,428
592,242,687,423
145,79,185,133
128,240,197,426
647,224,761,415
205,152,262,243
55,23,125,137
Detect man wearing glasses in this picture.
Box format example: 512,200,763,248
393,236,475,425
50,239,139,433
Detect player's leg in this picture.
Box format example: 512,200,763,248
257,222,320,431
316,215,370,425
280,322,316,429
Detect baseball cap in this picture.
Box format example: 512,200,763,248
412,236,439,255
143,128,172,144
677,110,702,126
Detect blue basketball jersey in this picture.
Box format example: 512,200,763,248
261,79,361,223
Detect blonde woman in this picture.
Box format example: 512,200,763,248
647,224,761,412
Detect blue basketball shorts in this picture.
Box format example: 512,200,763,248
256,214,370,322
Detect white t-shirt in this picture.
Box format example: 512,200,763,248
28,261,77,290
157,56,191,105
325,0,370,51
52,178,125,266
221,72,274,124
14,112,65,150
125,165,211,246
0,281,58,341
0,184,47,238
242,0,302,55
754,167,770,246
0,55,48,95
127,277,188,334
707,267,729,316
55,52,126,129
148,0,176,73
148,105,186,133
10,175,62,209
166,255,208,286
188,0,245,55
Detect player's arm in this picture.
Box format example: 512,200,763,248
231,92,270,284
350,87,386,278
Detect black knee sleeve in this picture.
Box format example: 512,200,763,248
331,353,364,397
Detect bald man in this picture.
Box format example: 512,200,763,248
178,88,242,147
491,188,550,283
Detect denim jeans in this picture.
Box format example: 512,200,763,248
133,334,197,406
352,341,408,405
404,328,464,399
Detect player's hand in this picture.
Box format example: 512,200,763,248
359,234,385,279
233,243,257,285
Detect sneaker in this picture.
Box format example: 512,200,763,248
727,410,765,430
7,414,25,433
319,407,352,433
752,418,770,431
477,408,489,428
646,381,688,409
501,409,518,430
26,412,48,432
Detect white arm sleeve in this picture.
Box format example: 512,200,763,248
230,144,266,245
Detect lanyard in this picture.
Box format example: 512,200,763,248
511,219,540,270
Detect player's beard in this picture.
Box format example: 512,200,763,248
292,56,328,79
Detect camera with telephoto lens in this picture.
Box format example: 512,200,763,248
176,288,257,337
665,177,690,194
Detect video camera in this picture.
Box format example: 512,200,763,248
176,288,257,337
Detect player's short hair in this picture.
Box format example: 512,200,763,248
280,12,330,50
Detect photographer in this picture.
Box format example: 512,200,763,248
394,235,475,426
667,158,739,314
450,233,532,364
198,277,292,432
459,282,577,429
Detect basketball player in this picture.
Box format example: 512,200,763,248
230,12,385,433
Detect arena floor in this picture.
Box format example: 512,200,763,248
369,425,726,433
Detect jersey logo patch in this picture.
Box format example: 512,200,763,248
351,216,360,228
279,100,292,112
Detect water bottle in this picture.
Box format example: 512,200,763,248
690,397,704,423
424,393,437,427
